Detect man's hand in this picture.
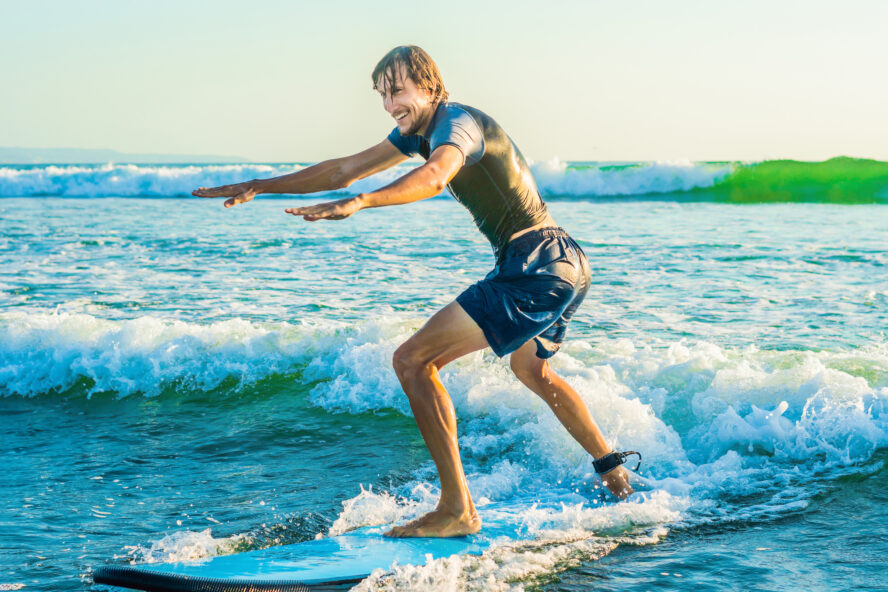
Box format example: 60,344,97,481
285,196,363,221
192,182,257,208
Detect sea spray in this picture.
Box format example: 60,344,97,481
123,529,250,564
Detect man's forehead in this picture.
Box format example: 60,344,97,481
375,63,408,92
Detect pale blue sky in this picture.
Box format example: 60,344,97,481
1,0,886,162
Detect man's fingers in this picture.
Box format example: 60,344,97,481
284,202,350,220
285,207,323,220
286,206,324,216
287,213,344,221
194,187,224,198
286,205,321,213
193,185,238,198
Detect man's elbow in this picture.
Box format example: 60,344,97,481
330,163,354,190
422,165,449,195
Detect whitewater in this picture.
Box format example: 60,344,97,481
1,190,887,591
2,157,886,202
0,160,733,199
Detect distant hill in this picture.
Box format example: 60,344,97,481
0,147,250,164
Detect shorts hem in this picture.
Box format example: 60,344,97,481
533,338,559,359
455,294,510,358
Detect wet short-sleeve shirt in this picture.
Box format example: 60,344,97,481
387,102,549,260
387,104,484,166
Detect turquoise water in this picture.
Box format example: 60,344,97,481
1,190,887,591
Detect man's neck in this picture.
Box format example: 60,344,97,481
418,101,443,137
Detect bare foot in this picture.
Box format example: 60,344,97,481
385,507,481,538
601,466,634,500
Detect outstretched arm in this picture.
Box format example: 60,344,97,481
192,139,409,208
285,144,464,221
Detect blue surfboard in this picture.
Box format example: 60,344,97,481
93,491,612,591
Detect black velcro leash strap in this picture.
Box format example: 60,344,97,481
592,450,642,475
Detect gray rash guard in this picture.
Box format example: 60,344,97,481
387,102,550,260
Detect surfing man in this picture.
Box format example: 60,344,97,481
193,46,636,538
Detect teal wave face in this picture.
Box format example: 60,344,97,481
695,157,888,203
550,156,888,202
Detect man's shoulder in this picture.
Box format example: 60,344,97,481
432,102,489,136
427,102,488,165
436,102,508,139
440,101,485,121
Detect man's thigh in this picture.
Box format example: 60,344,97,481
399,301,490,369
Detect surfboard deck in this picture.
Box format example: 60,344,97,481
93,491,613,591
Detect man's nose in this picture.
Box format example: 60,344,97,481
383,96,394,113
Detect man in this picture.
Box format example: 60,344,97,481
193,46,636,538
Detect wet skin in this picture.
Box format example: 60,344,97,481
191,64,634,539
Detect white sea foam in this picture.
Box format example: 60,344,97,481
3,311,884,472
0,161,732,198
123,528,248,564
5,311,886,584
302,315,883,585
0,163,413,198
0,311,321,397
352,524,673,591
529,158,733,196
352,535,621,592
326,484,438,537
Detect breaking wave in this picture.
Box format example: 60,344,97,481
6,310,885,587
2,157,884,201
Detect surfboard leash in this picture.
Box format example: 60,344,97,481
592,450,642,475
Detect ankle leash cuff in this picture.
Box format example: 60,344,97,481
593,450,642,475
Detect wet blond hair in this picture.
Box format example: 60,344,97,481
372,45,449,103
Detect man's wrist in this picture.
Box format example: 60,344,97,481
248,178,265,195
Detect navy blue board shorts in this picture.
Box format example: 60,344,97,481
456,227,591,359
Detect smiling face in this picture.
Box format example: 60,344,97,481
376,63,437,137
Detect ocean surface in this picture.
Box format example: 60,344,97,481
1,159,887,591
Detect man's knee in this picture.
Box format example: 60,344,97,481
509,348,547,387
392,341,430,381
392,343,413,379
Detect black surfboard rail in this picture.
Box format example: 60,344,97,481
93,565,364,592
